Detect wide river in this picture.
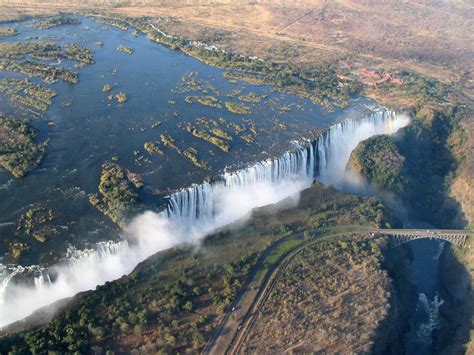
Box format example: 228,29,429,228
0,15,413,328
0,15,378,266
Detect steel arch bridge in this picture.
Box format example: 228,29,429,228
369,229,473,248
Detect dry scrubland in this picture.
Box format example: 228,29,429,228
0,1,472,87
243,236,391,353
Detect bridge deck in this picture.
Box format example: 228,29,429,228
368,229,473,248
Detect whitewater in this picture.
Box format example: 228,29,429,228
0,109,409,328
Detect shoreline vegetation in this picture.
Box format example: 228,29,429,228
84,14,360,111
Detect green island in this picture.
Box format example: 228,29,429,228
183,124,230,153
144,141,164,156
0,42,93,64
226,121,245,134
0,59,78,84
238,92,265,103
115,92,127,104
8,242,29,260
348,135,408,194
176,71,220,96
160,134,179,151
117,45,133,55
0,42,94,98
0,115,48,178
160,134,210,169
16,204,55,244
184,95,222,108
241,133,255,144
0,78,56,112
195,117,219,128
182,147,210,170
211,128,232,141
224,101,251,115
88,163,142,227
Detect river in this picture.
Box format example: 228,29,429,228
0,14,413,327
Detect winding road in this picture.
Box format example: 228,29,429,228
202,227,473,354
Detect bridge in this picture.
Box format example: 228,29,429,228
371,229,474,248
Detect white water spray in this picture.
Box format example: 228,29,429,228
0,109,409,328
415,293,445,344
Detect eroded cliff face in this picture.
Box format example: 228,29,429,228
373,244,416,354
435,239,473,354
448,114,474,228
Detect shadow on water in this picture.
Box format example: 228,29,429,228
403,239,446,355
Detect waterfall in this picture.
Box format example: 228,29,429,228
0,109,410,328
316,110,410,187
162,109,408,225
163,141,314,223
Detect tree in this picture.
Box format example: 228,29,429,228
183,301,193,312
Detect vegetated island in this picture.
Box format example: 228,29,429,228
88,162,143,227
0,115,48,178
347,134,409,194
117,45,133,55
160,133,210,169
